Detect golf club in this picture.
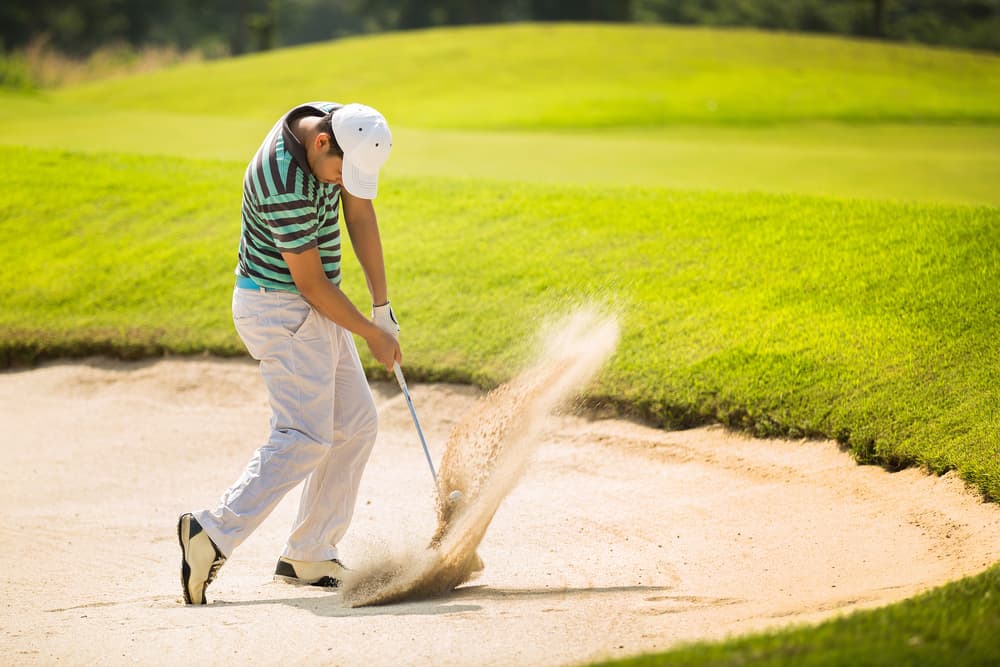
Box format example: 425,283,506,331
393,361,462,503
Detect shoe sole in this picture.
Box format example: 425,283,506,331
273,573,340,588
273,559,340,587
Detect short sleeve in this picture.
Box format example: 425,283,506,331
258,193,319,253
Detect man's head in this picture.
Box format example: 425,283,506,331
306,104,392,199
305,113,345,188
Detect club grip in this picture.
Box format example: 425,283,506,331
392,361,407,391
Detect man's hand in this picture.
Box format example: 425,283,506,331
365,326,401,371
283,248,401,371
372,302,399,339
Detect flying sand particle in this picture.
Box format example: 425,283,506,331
340,306,620,606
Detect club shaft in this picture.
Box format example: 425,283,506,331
394,362,438,483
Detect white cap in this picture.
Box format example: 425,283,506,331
332,103,392,199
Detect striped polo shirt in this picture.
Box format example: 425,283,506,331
237,101,343,291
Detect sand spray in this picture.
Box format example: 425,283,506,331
341,306,620,606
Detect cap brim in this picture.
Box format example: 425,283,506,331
342,157,379,199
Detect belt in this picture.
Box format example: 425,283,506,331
236,274,271,292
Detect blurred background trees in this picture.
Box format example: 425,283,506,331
1,0,997,57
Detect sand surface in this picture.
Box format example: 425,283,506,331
2,357,999,666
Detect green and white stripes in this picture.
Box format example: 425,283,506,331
238,103,342,291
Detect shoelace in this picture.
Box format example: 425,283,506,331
206,553,227,585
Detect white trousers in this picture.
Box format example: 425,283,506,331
195,286,378,561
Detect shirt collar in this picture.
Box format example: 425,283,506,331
282,105,327,174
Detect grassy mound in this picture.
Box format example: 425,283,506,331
52,24,1000,128
3,145,996,502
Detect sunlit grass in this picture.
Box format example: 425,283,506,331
51,24,1000,128
2,92,998,206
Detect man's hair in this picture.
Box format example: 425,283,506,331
319,111,344,157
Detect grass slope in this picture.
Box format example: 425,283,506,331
3,145,996,502
51,24,1000,129
597,563,1000,667
0,147,240,359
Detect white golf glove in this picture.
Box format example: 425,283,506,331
372,301,399,339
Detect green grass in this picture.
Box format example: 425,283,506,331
595,563,1000,667
0,147,241,359
391,124,1000,206
3,24,1000,207
3,144,996,502
50,24,1000,129
2,91,999,206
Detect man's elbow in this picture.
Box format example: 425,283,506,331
294,270,341,305
294,274,324,303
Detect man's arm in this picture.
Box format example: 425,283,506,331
282,247,400,370
341,190,389,306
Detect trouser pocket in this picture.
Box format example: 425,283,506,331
233,289,323,360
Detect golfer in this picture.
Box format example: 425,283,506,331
177,102,401,605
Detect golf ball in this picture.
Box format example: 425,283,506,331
448,490,463,503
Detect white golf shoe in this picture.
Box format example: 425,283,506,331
274,556,347,588
177,513,226,605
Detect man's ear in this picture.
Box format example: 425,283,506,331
313,132,333,153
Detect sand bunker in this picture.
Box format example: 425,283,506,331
2,344,999,665
341,308,619,606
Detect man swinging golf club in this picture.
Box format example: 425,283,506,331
177,102,401,604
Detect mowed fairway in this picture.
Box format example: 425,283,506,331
45,24,1000,126
3,95,998,204
1,22,998,667
2,24,1000,205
